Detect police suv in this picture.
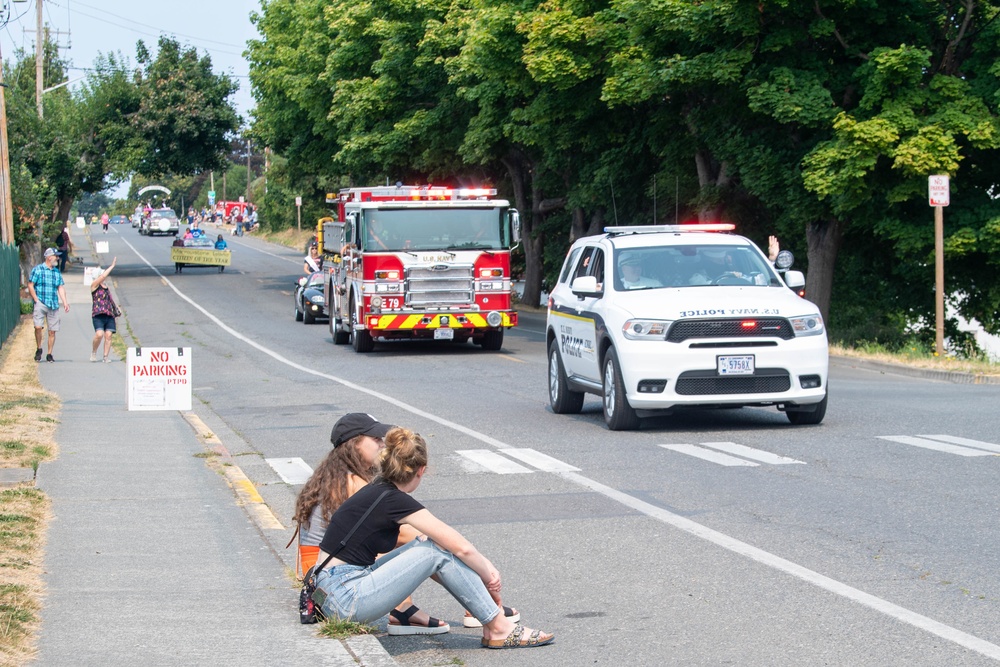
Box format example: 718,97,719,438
546,224,828,430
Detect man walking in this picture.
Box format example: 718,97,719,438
27,248,70,363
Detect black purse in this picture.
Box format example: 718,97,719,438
299,489,389,624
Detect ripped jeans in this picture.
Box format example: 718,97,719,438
315,539,501,626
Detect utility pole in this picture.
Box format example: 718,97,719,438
35,0,43,118
245,138,251,204
0,41,14,245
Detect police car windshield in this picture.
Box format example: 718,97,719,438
614,244,781,290
362,208,505,251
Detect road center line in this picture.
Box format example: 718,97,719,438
126,236,1000,661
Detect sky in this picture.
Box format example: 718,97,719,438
0,0,260,118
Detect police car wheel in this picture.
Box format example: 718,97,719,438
602,348,640,431
548,340,584,414
786,391,827,425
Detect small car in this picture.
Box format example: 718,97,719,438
546,223,828,430
110,215,129,225
294,271,327,324
140,208,180,236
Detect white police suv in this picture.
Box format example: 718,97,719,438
546,224,828,430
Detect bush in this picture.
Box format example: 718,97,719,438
19,301,32,315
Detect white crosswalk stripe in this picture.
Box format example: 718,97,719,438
661,444,759,467
877,435,998,457
265,457,314,484
699,441,806,465
456,449,534,474
500,448,581,472
916,435,1000,455
661,442,805,467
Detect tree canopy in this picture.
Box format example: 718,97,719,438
242,0,1000,349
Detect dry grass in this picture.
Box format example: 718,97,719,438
831,343,1000,377
0,319,58,666
257,227,318,253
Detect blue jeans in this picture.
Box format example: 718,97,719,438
316,539,501,626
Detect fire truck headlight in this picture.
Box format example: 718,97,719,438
486,311,503,327
479,268,503,278
622,319,671,340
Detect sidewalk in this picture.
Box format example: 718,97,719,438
32,228,399,666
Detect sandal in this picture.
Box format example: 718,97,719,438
464,605,519,628
387,605,450,636
481,624,554,649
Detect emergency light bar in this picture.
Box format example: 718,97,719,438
339,186,498,202
605,223,735,235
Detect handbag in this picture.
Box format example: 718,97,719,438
299,488,389,624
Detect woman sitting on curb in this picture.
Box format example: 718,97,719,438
313,424,554,650
294,413,448,635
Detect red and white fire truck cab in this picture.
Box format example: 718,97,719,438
324,185,521,352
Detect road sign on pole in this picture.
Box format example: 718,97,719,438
295,196,302,232
208,190,216,207
929,175,948,356
929,175,949,207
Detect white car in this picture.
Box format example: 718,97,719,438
546,224,828,430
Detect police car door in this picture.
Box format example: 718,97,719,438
553,246,603,382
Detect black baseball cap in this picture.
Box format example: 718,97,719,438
331,413,393,448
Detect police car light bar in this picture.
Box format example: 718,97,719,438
604,223,735,235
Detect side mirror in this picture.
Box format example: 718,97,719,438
509,209,521,245
774,250,794,271
783,270,805,290
570,275,601,297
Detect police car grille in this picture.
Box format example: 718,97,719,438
667,318,794,342
675,369,791,395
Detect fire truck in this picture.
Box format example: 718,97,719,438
321,185,521,352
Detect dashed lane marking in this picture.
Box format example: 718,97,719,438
877,435,995,457
917,434,1000,455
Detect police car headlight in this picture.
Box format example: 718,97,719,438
622,319,670,340
789,314,824,336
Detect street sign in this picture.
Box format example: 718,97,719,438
295,196,302,206
127,347,192,411
929,175,950,207
208,190,216,206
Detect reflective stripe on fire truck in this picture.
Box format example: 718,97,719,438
369,312,515,330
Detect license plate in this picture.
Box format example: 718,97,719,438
718,355,754,375
434,328,454,340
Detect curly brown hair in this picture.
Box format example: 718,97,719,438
293,435,378,526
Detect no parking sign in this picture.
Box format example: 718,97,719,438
126,347,192,411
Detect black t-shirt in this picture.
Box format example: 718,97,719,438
319,479,424,566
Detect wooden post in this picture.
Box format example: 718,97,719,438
0,43,14,245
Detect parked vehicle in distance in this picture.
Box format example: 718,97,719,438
110,215,129,225
295,271,327,324
546,223,828,430
140,208,179,236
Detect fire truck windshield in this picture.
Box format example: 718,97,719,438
362,208,506,252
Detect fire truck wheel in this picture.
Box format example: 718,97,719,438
350,301,375,353
480,329,504,351
332,318,350,344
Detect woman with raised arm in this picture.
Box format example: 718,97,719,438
313,424,553,650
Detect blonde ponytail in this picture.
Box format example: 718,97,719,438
379,427,428,485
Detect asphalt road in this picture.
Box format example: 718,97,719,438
104,224,1000,666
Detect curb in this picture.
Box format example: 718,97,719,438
830,355,1000,385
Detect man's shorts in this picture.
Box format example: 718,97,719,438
32,302,60,332
92,314,116,333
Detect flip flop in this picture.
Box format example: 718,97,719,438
387,605,450,636
464,605,519,628
481,624,554,649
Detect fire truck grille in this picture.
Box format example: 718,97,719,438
407,266,474,307
667,318,794,342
